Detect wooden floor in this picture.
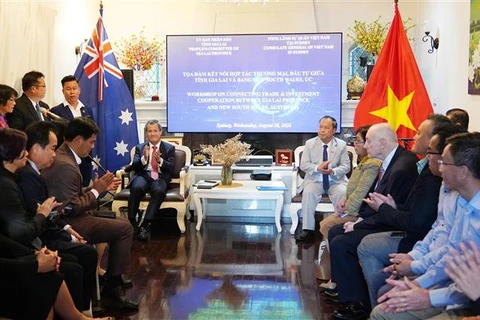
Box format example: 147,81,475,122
103,218,337,320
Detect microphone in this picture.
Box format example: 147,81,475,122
88,155,108,174
39,107,62,120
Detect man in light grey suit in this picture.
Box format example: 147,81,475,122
296,116,350,242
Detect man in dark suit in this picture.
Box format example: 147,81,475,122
127,120,176,240
326,123,419,319
0,127,86,312
6,70,51,130
15,121,98,312
41,117,138,310
50,75,94,187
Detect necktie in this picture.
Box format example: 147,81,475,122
151,145,159,180
322,145,330,192
35,103,44,121
378,167,385,182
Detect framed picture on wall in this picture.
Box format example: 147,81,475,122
164,137,183,145
275,149,293,166
469,0,480,94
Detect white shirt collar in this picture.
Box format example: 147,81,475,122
68,146,82,165
382,146,398,171
27,159,40,175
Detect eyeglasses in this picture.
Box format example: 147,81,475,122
353,141,365,146
426,150,442,155
437,159,459,166
34,84,46,88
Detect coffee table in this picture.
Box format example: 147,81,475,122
193,180,297,234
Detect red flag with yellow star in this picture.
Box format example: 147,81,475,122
353,3,433,140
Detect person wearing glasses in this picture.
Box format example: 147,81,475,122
371,131,480,320
0,84,18,128
6,71,51,131
317,125,381,289
328,114,448,320
355,121,464,310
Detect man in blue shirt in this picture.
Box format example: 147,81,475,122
370,132,480,320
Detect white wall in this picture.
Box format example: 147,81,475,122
5,0,480,130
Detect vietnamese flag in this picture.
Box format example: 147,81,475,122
353,2,433,140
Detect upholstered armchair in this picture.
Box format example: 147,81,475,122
112,144,192,233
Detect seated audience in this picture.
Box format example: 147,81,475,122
41,117,138,310
357,121,464,308
371,132,480,320
318,124,382,289
327,123,419,318
296,116,351,243
0,127,92,311
0,84,18,128
16,121,98,312
127,120,176,240
0,234,114,320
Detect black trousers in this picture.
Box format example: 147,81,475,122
56,242,97,311
329,223,375,307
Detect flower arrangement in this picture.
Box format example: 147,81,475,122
115,28,165,71
201,134,253,167
348,16,414,57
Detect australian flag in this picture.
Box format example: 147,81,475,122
74,9,138,172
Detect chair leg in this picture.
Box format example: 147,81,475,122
92,244,101,301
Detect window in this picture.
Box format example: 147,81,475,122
349,45,374,82
134,62,164,100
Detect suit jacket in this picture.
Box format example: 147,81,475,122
0,234,37,280
357,146,419,219
16,162,72,244
6,93,50,130
374,164,443,252
50,102,93,120
130,141,176,185
299,136,350,192
0,167,47,247
41,143,97,216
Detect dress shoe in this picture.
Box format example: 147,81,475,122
319,290,339,303
319,280,337,290
121,277,133,288
295,230,315,242
103,285,139,310
137,223,151,241
333,302,370,320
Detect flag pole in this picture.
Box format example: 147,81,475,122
99,1,103,17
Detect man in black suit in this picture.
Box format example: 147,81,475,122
326,123,419,319
6,70,51,130
127,120,176,240
15,121,97,312
50,75,94,187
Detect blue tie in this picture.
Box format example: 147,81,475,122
323,145,330,192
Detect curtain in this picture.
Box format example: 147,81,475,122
0,1,56,101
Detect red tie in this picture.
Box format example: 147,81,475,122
151,145,159,180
